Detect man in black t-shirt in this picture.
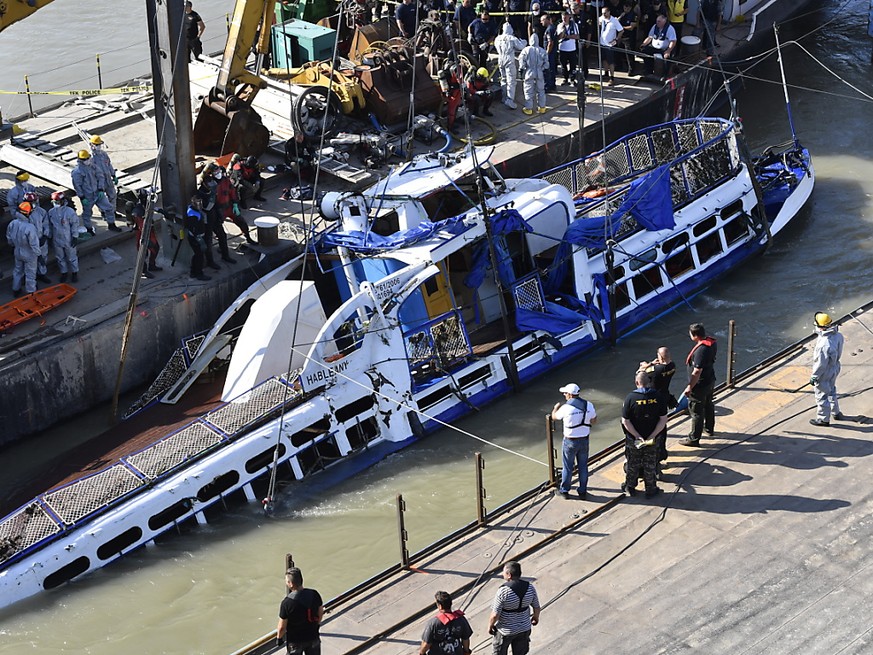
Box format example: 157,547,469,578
277,567,324,655
184,2,206,62
680,323,717,446
640,346,676,467
420,591,473,655
621,370,667,498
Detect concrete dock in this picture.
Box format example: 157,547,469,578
235,307,873,654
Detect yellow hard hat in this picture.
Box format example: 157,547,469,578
78,150,91,160
90,134,104,145
476,67,489,78
18,201,32,215
814,312,832,328
15,170,30,182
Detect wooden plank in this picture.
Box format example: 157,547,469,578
0,144,74,189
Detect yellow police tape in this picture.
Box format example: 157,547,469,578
0,84,152,97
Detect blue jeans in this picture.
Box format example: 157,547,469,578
560,437,589,495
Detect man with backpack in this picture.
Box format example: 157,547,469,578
551,383,598,499
277,567,323,654
487,561,540,655
420,590,473,654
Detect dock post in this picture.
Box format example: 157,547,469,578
24,75,34,118
285,553,295,570
396,494,410,569
475,453,487,526
546,415,557,486
96,54,103,89
727,319,737,387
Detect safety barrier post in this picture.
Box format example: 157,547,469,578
396,493,410,569
226,13,231,33
545,415,557,486
475,452,486,526
726,319,737,388
24,75,34,118
96,54,103,89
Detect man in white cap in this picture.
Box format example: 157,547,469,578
551,382,597,499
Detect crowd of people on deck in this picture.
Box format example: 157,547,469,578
388,0,725,127
2,132,272,295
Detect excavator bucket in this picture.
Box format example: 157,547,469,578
192,90,270,157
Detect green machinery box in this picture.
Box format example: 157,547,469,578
271,19,337,68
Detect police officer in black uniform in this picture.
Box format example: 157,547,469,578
621,370,668,498
640,346,676,470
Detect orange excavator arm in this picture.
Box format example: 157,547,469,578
0,0,55,32
192,0,276,157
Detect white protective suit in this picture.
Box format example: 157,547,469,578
811,325,844,422
6,180,34,214
72,159,116,230
495,22,526,109
29,203,50,277
91,144,118,210
48,202,80,275
6,212,40,294
518,33,548,112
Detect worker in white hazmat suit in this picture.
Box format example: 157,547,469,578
89,135,118,214
809,312,845,426
23,191,51,283
6,202,41,296
518,33,548,115
48,191,80,283
495,22,526,109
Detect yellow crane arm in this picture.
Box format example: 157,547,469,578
0,0,55,32
216,0,276,94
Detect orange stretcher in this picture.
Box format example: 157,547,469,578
0,283,77,332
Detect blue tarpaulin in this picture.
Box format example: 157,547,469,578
318,215,469,254
461,209,532,290
544,166,674,292
516,301,587,335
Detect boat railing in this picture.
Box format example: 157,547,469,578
403,310,473,382
0,375,305,571
539,118,741,220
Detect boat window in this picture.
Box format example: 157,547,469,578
723,216,749,246
149,499,193,531
43,556,90,590
721,199,744,220
692,216,718,237
615,281,631,311
459,365,491,389
196,470,240,502
346,416,379,449
424,276,439,295
97,527,143,561
370,209,400,236
335,396,375,423
316,435,342,461
418,385,454,410
505,232,533,278
632,266,664,299
629,249,657,271
245,443,288,474
696,232,723,265
661,232,688,255
611,265,626,281
665,247,694,279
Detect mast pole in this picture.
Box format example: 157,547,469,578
773,23,798,147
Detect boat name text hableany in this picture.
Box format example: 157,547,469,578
304,357,351,387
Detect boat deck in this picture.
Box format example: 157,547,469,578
234,308,873,655
0,380,224,515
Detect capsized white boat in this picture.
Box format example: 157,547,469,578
0,117,813,608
